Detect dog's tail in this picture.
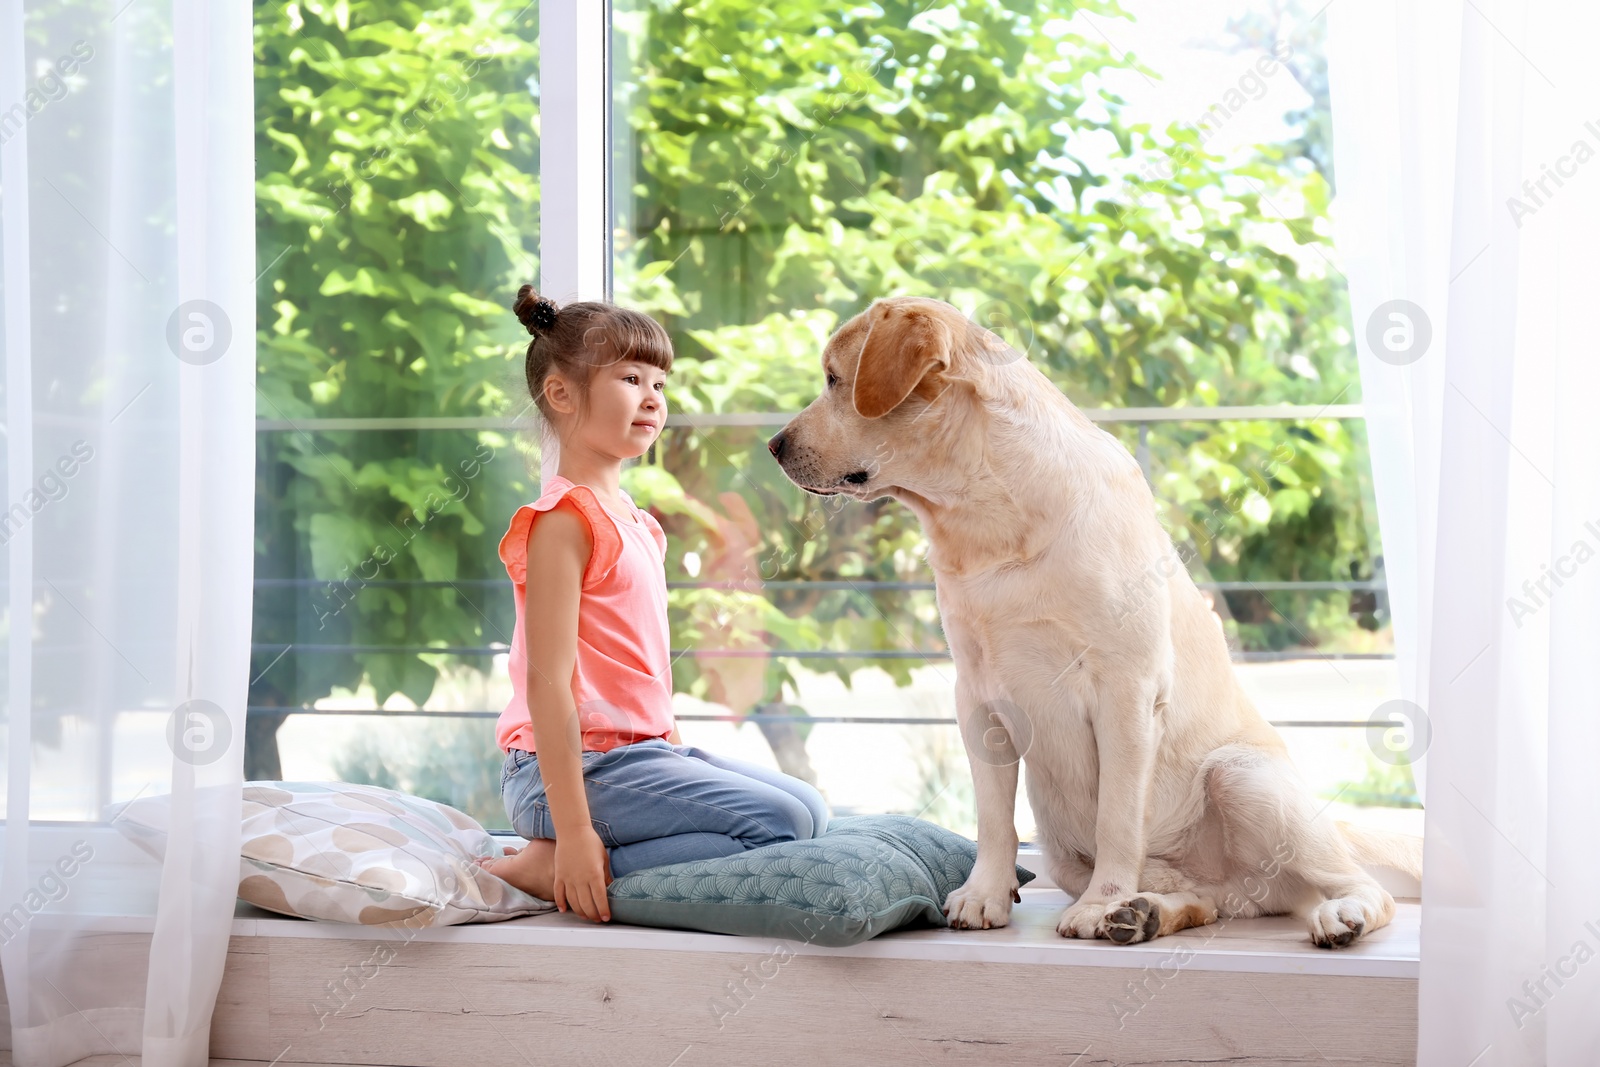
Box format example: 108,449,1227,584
1336,821,1423,882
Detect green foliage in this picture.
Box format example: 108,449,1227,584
333,715,508,826
253,1,1384,787
612,0,1381,708
1326,749,1422,809
906,725,979,839
252,0,541,724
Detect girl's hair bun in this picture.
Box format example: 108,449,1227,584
513,284,560,337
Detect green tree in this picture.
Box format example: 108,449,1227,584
251,0,539,780
612,0,1378,726
253,0,1382,814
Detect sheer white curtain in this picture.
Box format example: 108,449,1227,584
1329,0,1600,1063
0,2,254,1065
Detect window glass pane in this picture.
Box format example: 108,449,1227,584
252,2,539,827
611,0,1412,842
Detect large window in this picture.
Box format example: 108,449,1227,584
250,1,541,823
607,0,1411,839
251,0,1418,841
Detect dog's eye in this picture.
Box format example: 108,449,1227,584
826,372,839,389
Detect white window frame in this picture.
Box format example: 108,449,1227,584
537,0,612,489
243,8,1410,858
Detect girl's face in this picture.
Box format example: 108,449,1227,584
569,358,667,461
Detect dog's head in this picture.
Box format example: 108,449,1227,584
768,296,1008,501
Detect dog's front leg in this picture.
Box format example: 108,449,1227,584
943,677,1022,930
1057,681,1157,940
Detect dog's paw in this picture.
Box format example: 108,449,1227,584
1057,895,1162,943
943,875,1019,930
1102,895,1164,944
1306,898,1367,949
1056,899,1108,939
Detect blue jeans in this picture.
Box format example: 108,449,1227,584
500,738,831,878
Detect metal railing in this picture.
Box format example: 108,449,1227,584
253,403,1391,720
248,642,1390,662
242,705,1379,732
255,403,1364,432
257,400,1366,496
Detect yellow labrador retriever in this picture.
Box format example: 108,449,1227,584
767,296,1421,947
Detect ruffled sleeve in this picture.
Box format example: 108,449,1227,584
498,480,625,590
638,507,668,563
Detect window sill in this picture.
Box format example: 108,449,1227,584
11,828,1421,1065
227,887,1419,978
207,890,1419,1066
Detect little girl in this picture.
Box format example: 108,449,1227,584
477,285,830,923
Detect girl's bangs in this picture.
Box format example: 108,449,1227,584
589,316,674,373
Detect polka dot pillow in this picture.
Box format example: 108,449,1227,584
108,781,556,926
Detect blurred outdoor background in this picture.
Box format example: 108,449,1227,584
200,0,1422,845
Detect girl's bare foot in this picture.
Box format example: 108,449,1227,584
476,839,558,901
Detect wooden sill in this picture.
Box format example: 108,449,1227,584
224,888,1420,979
2,830,1422,1065
0,894,1419,1066
196,890,1420,1066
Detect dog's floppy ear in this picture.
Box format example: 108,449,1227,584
851,302,954,419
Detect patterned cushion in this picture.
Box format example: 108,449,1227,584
604,814,1036,946
107,781,556,927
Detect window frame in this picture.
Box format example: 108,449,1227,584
243,4,1408,828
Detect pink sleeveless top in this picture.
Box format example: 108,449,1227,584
495,475,676,754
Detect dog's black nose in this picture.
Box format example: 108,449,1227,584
767,430,787,460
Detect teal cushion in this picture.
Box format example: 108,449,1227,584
604,814,1036,946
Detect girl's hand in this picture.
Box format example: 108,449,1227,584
553,827,613,923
